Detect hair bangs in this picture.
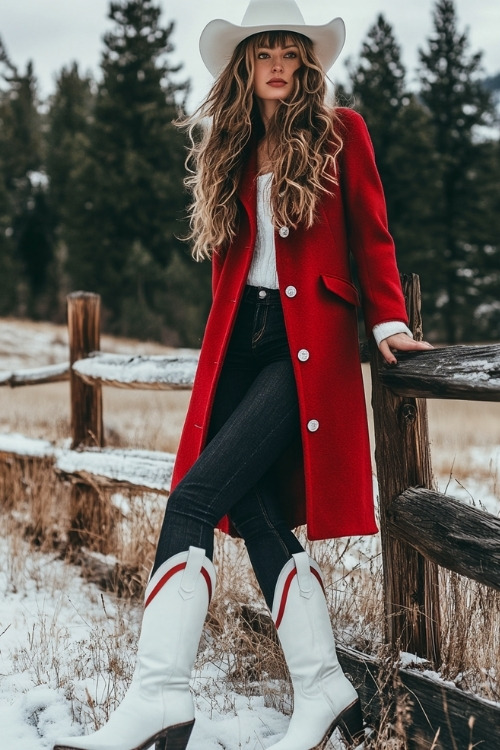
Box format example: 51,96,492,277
250,29,308,50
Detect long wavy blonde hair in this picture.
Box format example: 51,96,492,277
182,30,344,261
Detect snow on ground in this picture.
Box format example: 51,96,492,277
0,321,70,370
435,444,500,516
0,319,191,372
0,533,308,750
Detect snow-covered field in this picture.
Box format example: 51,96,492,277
0,534,305,750
0,318,499,749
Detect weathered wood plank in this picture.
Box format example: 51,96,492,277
387,487,500,591
73,352,198,390
0,435,175,494
337,646,500,750
370,274,441,664
0,362,69,387
55,447,174,495
380,343,500,401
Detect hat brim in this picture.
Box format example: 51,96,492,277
199,17,346,77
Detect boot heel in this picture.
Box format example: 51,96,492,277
338,700,364,747
155,720,195,750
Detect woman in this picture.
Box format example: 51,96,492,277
54,2,432,749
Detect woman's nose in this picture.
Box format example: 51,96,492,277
272,59,283,72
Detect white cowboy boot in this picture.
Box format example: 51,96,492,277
268,552,364,749
54,546,216,750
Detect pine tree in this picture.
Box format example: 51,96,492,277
346,14,407,159
0,163,19,316
345,15,438,329
46,64,94,218
418,0,497,342
0,42,54,317
0,39,19,313
45,64,95,315
63,0,209,344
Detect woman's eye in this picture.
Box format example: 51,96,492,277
257,52,270,59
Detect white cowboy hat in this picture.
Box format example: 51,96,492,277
199,0,346,77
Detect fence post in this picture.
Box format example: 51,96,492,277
370,274,441,664
67,292,103,448
67,292,112,551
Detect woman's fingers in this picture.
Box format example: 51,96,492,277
378,334,433,365
378,339,397,365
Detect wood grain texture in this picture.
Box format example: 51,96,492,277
370,274,441,664
380,343,500,401
67,292,103,449
337,645,500,750
388,487,500,591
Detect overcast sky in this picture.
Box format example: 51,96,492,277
2,0,500,110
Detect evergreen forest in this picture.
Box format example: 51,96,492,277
0,0,499,346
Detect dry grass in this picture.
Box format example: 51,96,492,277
439,570,500,701
4,531,141,732
1,327,499,747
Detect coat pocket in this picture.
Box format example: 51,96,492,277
320,274,361,307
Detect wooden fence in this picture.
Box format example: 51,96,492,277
1,285,500,748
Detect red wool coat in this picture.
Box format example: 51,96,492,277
171,107,408,540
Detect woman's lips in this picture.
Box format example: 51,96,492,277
267,79,287,87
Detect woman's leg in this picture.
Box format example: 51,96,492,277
152,355,300,575
228,479,304,609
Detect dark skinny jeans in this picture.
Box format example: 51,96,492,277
152,286,305,608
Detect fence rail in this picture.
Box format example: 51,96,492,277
388,486,500,591
74,352,198,390
0,354,199,391
0,436,174,495
380,342,500,401
1,283,499,748
0,361,69,387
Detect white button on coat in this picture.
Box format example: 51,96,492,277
307,419,320,432
285,285,297,298
298,349,310,362
279,226,290,238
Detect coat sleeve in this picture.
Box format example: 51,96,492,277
337,107,409,334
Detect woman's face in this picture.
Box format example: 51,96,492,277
252,42,301,114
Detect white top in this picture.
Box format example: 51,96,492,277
246,173,412,344
246,173,279,289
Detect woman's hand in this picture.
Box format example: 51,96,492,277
378,333,433,366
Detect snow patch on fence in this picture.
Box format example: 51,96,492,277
0,361,69,386
56,447,175,492
0,433,56,458
73,353,199,388
0,433,175,493
452,370,500,384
